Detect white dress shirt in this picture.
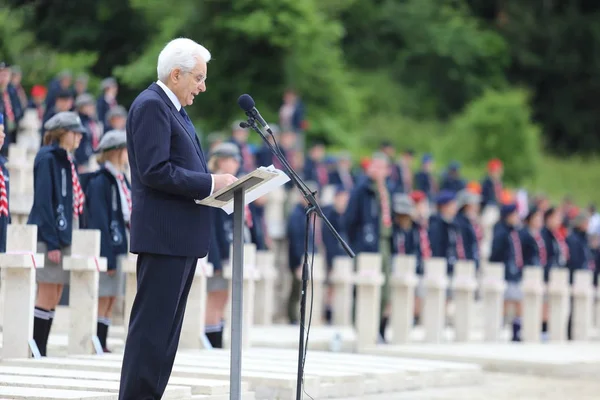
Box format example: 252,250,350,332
156,80,214,195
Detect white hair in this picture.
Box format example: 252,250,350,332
157,38,211,83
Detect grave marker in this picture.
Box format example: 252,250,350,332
253,250,277,326
480,262,506,342
422,258,448,343
572,269,594,341
390,255,417,344
547,267,570,342
330,256,354,327
520,267,544,342
452,260,477,342
354,253,384,349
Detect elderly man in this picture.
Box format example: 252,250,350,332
118,38,237,399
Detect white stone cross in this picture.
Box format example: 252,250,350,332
6,144,34,224
547,267,570,342
354,253,384,350
480,262,506,342
0,225,44,358
330,256,354,327
305,253,327,327
451,260,477,342
571,269,594,341
390,254,417,344
62,229,107,354
254,250,277,326
180,257,213,349
520,266,544,342
422,258,448,343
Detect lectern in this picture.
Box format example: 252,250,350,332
196,166,289,400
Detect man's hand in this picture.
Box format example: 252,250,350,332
212,174,238,193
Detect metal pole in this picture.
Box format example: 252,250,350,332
230,188,245,400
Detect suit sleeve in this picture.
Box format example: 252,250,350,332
34,156,60,251
85,176,117,270
130,99,212,200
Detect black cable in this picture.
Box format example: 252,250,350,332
301,212,317,400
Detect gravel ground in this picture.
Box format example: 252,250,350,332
337,372,600,400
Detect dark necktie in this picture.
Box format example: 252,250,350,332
179,107,196,134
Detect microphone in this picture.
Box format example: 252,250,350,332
237,94,271,132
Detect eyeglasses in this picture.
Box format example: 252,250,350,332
183,71,206,85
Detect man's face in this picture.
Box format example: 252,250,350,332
79,104,96,117
441,201,458,219
11,72,21,85
381,146,394,158
172,58,207,107
60,76,71,89
311,145,325,161
334,192,349,212
232,128,249,143
75,80,87,94
110,116,126,130
0,69,10,88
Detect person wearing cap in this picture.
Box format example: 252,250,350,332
0,62,24,155
204,142,249,347
79,129,130,352
27,111,85,356
41,89,74,142
489,202,523,341
455,189,482,271
74,93,103,172
104,105,127,133
440,161,466,194
321,185,350,323
74,74,89,97
415,153,437,200
429,190,464,279
45,70,73,113
566,211,594,340
97,77,119,126
286,181,320,324
328,152,355,191
9,65,28,110
481,158,504,210
303,140,329,188
30,85,48,122
0,121,10,253
228,120,255,174
384,193,420,340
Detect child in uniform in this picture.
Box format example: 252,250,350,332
409,190,432,324
28,111,85,356
455,189,482,270
0,118,9,252
82,130,130,352
429,190,463,284
489,203,523,341
205,143,250,347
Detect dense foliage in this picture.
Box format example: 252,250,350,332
2,0,599,184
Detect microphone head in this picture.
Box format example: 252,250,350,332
237,94,255,112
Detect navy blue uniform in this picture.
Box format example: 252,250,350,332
520,228,543,267
414,170,435,200
287,203,315,271
74,114,102,168
328,169,355,192
321,205,347,273
80,167,129,271
593,248,600,287
566,229,595,284
541,227,568,282
440,175,466,194
391,222,423,273
249,203,267,251
303,157,329,188
27,144,76,250
0,156,10,252
455,212,480,270
481,176,501,210
428,215,463,275
490,221,524,283
344,176,385,254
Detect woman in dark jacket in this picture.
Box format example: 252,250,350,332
28,111,84,356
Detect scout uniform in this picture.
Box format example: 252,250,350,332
80,130,130,352
455,190,482,270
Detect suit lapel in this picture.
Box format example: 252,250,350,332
148,83,207,168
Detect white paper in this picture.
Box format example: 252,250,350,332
195,165,290,215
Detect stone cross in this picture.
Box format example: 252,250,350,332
571,269,594,341
451,260,477,342
0,225,44,358
389,255,417,344
480,262,506,342
6,144,34,224
305,254,326,327
62,229,107,354
354,253,384,350
330,256,354,327
120,254,137,335
254,250,277,326
223,243,260,350
520,267,544,342
422,258,448,343
180,257,213,349
547,267,570,342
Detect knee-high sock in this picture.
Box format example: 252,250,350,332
205,321,223,348
97,317,111,349
33,307,51,356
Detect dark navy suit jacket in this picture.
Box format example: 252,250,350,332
127,82,213,258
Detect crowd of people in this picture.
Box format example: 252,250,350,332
1,60,600,358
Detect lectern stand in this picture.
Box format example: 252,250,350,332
196,166,289,400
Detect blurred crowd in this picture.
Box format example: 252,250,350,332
2,62,600,350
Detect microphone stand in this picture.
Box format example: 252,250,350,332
241,118,354,400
